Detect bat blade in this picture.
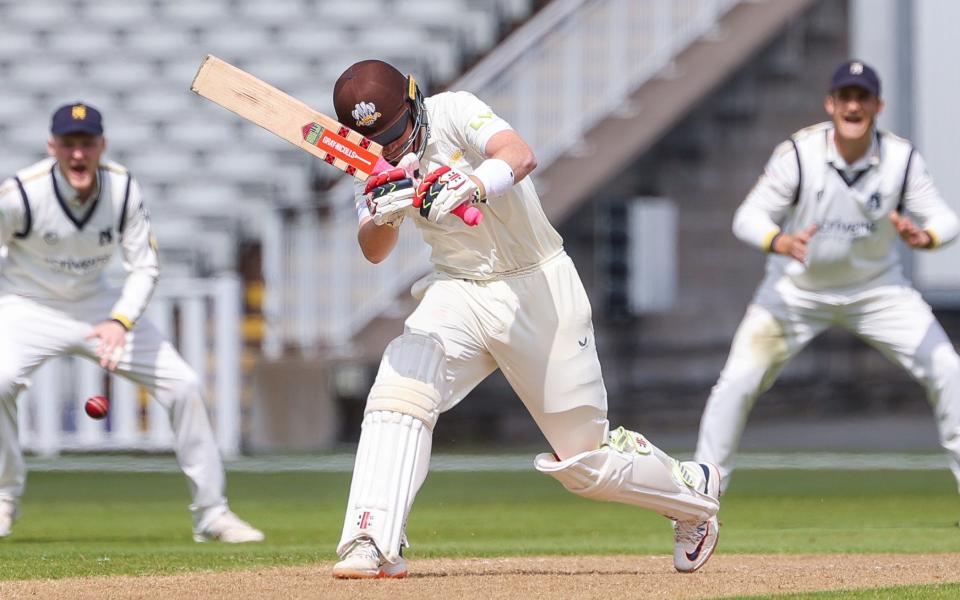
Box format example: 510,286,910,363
190,54,384,180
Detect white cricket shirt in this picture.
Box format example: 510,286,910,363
356,91,564,280
0,157,159,326
733,122,959,291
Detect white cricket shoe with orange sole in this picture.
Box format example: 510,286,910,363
333,537,408,579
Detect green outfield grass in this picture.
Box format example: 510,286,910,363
0,468,957,597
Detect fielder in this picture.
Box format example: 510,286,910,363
0,102,263,543
695,61,960,492
329,60,721,579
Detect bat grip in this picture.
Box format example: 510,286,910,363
452,203,483,226
371,157,482,227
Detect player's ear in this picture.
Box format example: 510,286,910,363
824,94,836,117
47,137,56,157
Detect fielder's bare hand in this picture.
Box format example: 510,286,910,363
889,211,933,248
86,321,128,371
772,223,818,263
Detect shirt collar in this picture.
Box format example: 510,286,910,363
53,163,99,207
826,126,881,172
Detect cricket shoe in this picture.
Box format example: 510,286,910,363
333,537,408,579
0,500,17,538
673,462,721,573
193,511,264,543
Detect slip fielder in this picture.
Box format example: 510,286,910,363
695,61,960,493
0,102,263,543
329,60,721,578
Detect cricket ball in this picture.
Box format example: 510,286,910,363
84,395,109,420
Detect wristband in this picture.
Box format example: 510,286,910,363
110,313,133,331
768,232,783,253
472,158,514,201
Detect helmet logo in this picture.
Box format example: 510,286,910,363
351,102,381,128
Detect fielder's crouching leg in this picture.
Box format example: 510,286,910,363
337,332,445,564
534,427,719,522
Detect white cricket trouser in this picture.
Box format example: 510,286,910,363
0,293,229,530
406,252,609,459
695,279,960,491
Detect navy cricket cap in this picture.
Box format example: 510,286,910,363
830,60,881,97
50,102,104,136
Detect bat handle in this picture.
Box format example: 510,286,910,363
452,202,483,226
371,157,483,226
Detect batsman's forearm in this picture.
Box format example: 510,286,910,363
358,218,399,263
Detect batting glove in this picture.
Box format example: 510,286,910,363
363,153,420,228
415,166,480,224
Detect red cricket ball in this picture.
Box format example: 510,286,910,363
84,395,109,420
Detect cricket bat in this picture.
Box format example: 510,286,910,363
190,54,482,226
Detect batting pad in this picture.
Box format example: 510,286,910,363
534,442,719,522
338,410,432,563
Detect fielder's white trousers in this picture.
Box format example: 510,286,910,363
406,252,609,459
0,293,229,530
695,277,960,491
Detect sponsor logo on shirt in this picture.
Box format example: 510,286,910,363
816,219,876,238
45,254,112,275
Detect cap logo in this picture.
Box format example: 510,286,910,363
351,102,381,128
71,105,87,120
850,62,864,75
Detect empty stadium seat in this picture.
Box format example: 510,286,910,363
163,116,238,148
124,146,201,183
85,57,159,91
42,26,121,57
78,0,157,26
235,0,307,25
6,57,82,92
121,84,202,120
200,25,276,60
5,1,78,28
157,0,234,24
0,30,42,63
276,24,352,57
119,26,195,59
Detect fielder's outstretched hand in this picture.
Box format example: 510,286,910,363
415,165,479,224
889,211,934,248
86,321,128,371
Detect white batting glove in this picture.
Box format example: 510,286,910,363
415,166,480,224
364,153,421,228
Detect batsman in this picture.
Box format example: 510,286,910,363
330,60,721,579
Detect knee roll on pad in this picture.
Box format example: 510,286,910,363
534,435,719,522
366,332,446,429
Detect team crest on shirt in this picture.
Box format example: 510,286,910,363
99,228,112,245
351,102,381,128
867,192,881,212
43,231,59,245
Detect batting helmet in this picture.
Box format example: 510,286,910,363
333,59,428,164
